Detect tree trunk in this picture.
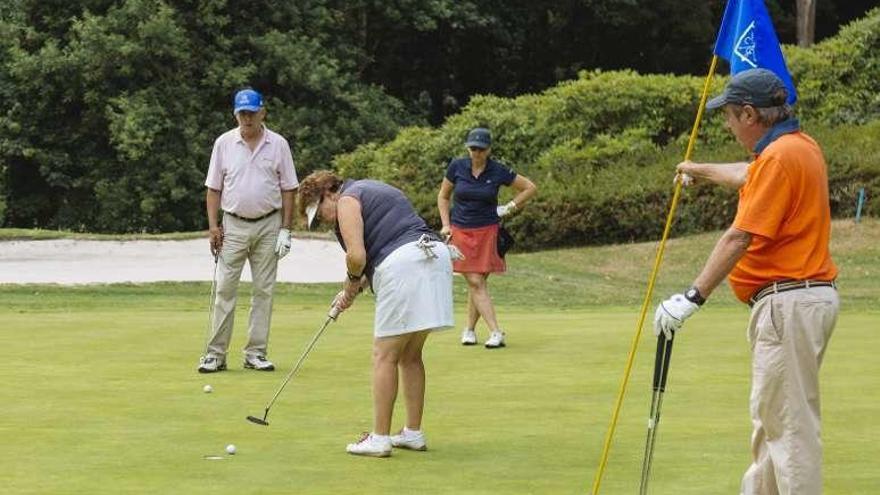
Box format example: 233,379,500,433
796,0,817,47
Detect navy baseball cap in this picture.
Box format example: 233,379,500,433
233,89,263,115
465,128,492,149
707,69,788,111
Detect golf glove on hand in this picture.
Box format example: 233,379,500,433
447,243,466,261
653,294,700,340
496,201,517,218
275,228,292,258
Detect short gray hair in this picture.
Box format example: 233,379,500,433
730,103,794,126
755,104,794,126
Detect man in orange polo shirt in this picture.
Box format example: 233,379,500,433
653,68,839,495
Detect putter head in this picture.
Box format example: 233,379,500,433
246,415,269,426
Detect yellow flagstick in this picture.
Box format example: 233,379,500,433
589,54,719,495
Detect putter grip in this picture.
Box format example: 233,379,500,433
328,305,341,319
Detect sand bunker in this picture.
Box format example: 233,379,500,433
0,238,346,284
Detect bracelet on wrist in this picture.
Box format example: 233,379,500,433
347,271,363,282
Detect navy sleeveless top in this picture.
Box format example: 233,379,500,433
334,179,434,278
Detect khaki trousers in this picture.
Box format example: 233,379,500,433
741,286,839,495
206,211,281,360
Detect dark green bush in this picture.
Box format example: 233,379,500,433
495,120,880,251
333,9,880,251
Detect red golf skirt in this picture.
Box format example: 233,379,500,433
450,224,506,274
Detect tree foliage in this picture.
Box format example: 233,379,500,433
0,1,876,232
0,0,410,231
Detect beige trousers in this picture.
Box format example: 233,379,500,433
206,211,281,360
741,286,839,495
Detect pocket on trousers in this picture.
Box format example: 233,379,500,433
752,299,783,345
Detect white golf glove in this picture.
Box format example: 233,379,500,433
653,293,700,340
496,201,517,218
274,228,292,258
447,243,466,261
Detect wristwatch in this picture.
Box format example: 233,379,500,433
347,271,363,282
684,286,706,306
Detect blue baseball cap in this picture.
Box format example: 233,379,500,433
465,128,492,149
707,69,788,111
233,89,263,115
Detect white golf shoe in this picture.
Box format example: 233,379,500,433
461,328,477,346
391,428,427,451
197,355,227,373
485,330,506,349
346,433,392,458
243,354,275,371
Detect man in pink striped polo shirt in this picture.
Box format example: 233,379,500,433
198,88,299,373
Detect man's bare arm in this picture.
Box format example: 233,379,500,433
692,226,752,298
677,161,749,189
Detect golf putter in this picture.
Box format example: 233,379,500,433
247,304,341,426
200,253,220,359
639,332,675,495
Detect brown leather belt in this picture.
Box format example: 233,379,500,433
223,209,278,222
748,279,836,307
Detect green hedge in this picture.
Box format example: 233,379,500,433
333,8,880,251
787,7,880,125
489,121,879,251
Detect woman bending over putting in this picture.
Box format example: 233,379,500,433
299,170,454,457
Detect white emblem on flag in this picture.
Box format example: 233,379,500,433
734,20,758,68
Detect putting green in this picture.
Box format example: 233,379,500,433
0,285,876,494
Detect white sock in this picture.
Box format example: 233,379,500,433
371,433,391,441
404,427,422,435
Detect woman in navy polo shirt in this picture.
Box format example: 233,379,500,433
437,127,537,348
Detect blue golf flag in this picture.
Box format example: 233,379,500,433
713,0,797,104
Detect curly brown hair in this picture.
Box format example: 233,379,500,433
296,170,344,224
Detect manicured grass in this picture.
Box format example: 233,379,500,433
488,217,879,309
0,284,877,494
1,218,876,493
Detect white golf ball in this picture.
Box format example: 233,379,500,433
226,444,236,455
203,384,213,393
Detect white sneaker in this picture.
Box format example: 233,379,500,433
391,428,427,451
243,354,275,371
461,328,477,346
197,355,227,373
346,433,392,457
485,330,506,349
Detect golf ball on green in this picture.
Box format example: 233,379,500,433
226,444,236,455
203,384,213,393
